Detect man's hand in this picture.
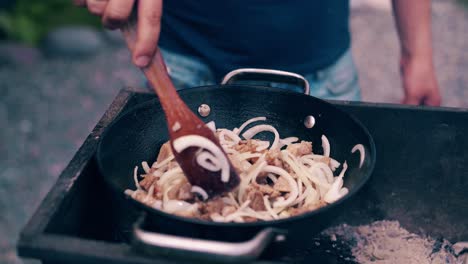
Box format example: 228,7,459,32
392,0,442,106
400,56,441,106
74,0,162,68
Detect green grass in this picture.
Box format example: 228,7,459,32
0,0,100,45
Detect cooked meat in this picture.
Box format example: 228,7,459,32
287,141,312,156
290,201,327,216
244,217,258,222
128,118,349,223
139,175,157,191
167,180,194,201
156,142,172,162
246,188,266,211
167,184,179,200
253,182,281,198
201,197,225,215
256,172,269,184
234,139,259,153
265,149,283,167
274,177,291,192
177,182,193,200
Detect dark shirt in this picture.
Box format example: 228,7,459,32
160,0,350,80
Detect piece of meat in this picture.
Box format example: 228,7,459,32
287,141,312,156
234,139,259,153
243,217,258,222
177,182,193,200
246,188,266,211
265,149,283,167
156,142,173,163
253,182,281,198
200,197,225,215
173,209,199,218
167,180,194,201
255,171,268,184
273,176,291,192
139,175,158,191
167,184,179,200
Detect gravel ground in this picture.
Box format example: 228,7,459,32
1,1,467,263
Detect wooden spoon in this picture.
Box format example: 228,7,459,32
121,24,240,198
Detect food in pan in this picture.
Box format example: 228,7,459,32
125,117,364,222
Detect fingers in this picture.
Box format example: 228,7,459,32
102,0,135,29
133,0,163,67
403,88,442,106
424,90,442,106
402,95,422,106
86,0,108,15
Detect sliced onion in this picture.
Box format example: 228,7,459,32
141,161,151,174
351,144,365,168
242,125,280,150
238,159,267,202
279,137,299,148
323,162,348,203
172,121,181,132
205,121,216,132
191,185,209,201
210,213,225,222
173,135,230,182
152,170,163,177
196,151,221,171
263,165,299,208
152,200,162,210
234,116,267,135
323,177,345,203
235,152,263,162
330,159,341,171
267,173,278,183
133,166,141,189
255,141,270,152
163,200,198,214
310,163,334,184
153,155,175,169
158,167,183,187
218,129,242,145
321,135,330,157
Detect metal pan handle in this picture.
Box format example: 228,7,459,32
221,68,310,95
132,215,287,262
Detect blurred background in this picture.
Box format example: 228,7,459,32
0,0,467,263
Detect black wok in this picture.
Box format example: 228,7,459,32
97,69,376,261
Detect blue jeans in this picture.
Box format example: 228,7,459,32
159,48,361,101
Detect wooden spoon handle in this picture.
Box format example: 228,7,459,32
121,27,190,127
120,24,240,196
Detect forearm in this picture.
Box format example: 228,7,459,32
391,0,434,62
391,0,441,106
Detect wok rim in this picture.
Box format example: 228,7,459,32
96,85,376,228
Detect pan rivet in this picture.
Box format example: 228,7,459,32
198,104,211,117
304,115,315,128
